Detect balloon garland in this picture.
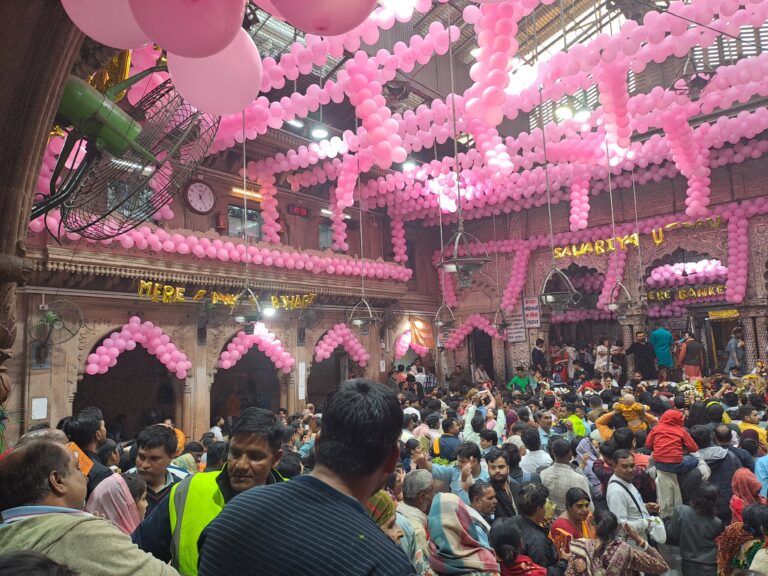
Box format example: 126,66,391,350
314,323,370,367
218,326,295,373
85,316,191,379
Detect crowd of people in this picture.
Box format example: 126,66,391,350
0,324,767,575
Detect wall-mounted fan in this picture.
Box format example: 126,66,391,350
298,307,321,346
32,67,220,240
28,300,84,345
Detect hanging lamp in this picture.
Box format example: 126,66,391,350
603,139,634,316
672,53,716,102
230,111,265,333
537,87,581,310
433,143,456,331
348,145,377,328
437,18,490,290
531,6,581,310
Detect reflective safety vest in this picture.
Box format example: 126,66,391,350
168,471,225,576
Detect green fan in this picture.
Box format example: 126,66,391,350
32,67,219,240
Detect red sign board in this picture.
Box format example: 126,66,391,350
287,204,311,219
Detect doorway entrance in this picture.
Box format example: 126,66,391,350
470,329,495,385
73,345,180,441
211,343,280,420
307,347,348,408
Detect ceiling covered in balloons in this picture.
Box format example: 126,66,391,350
66,0,768,239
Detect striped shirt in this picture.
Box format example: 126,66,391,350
198,474,415,576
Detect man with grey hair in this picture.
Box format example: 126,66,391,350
397,470,434,565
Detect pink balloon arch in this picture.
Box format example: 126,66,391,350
394,329,429,360
314,323,370,367
217,324,296,374
84,316,191,379
444,314,502,351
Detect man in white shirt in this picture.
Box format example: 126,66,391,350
605,449,660,543
519,427,552,474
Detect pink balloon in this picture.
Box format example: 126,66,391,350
168,28,262,115
254,0,285,19
272,0,377,36
129,0,246,58
61,0,150,49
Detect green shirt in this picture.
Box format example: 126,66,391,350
508,375,529,392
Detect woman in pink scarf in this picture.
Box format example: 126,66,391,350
730,468,766,523
85,473,147,535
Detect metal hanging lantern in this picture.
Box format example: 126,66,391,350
539,267,582,310
606,281,633,312
434,303,456,329
672,54,716,101
438,222,491,289
493,306,509,335
349,296,377,328
230,286,263,332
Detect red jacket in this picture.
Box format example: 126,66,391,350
645,410,699,464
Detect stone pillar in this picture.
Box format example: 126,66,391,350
0,3,82,440
180,380,192,441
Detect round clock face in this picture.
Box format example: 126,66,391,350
185,181,216,215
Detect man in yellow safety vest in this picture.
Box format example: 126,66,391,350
132,407,284,575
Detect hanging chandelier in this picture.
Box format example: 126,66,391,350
672,53,716,102
349,153,376,329
437,23,490,290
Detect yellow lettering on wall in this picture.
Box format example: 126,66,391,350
553,247,565,259
606,237,616,252
651,228,664,246
162,285,175,303
138,279,153,298
151,283,162,302
174,287,186,303
271,295,280,309
716,284,725,295
624,233,639,247
192,289,207,302
594,240,605,255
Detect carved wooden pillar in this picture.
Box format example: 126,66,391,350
756,316,768,360
0,2,81,422
741,312,759,371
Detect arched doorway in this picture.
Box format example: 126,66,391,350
211,339,280,420
307,335,348,408
469,328,495,384
548,264,621,347
73,344,180,441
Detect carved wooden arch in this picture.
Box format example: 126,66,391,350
643,247,716,277
531,249,611,296
71,319,186,406
640,227,728,273
212,324,290,375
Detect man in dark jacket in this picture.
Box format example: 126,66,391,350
531,339,547,373
510,484,567,576
690,424,742,524
714,423,754,471
485,447,520,518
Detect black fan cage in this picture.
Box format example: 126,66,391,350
60,80,219,240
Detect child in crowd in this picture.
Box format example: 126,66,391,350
645,408,700,474
613,393,653,433
666,483,724,576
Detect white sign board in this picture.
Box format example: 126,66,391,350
31,397,48,420
379,360,386,373
523,297,541,328
298,362,307,401
506,309,527,343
